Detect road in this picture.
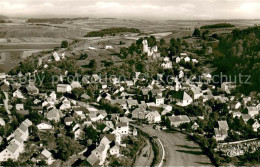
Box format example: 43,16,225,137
140,125,213,166
3,92,11,115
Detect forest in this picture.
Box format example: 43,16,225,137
213,26,260,93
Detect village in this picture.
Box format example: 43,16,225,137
0,27,260,166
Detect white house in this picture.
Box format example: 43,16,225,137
115,122,129,135
176,57,181,63
252,121,260,132
36,149,55,165
0,119,32,162
53,52,60,61
247,107,259,118
146,111,161,123
105,45,113,49
110,145,120,157
37,122,53,130
89,136,111,165
184,57,190,62
0,117,5,126
57,84,72,93
214,121,229,142
155,96,164,106
13,90,24,99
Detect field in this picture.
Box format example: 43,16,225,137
0,18,260,72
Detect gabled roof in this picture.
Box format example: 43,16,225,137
218,121,229,130
116,122,128,128
127,99,138,106
169,91,192,101
7,142,20,153
41,149,52,159
87,154,100,166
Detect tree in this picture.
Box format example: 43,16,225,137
193,28,201,37
61,40,69,48
83,126,98,141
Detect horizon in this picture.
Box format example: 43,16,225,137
1,0,260,20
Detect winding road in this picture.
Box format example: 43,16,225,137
137,125,213,166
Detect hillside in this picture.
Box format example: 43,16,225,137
213,26,260,93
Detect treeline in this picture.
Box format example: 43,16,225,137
27,17,89,24
213,26,260,93
201,23,234,29
84,27,140,37
0,20,12,23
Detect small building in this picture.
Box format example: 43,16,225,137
168,115,190,127
146,111,161,123
36,149,55,165
115,122,129,135
57,84,72,93
109,145,120,157
37,122,53,130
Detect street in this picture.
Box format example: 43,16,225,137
140,125,213,166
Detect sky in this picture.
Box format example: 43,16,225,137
0,0,260,20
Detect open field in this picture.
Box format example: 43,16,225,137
0,18,260,73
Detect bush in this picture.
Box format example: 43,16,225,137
61,40,68,48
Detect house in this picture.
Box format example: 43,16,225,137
16,104,24,111
242,114,251,123
110,144,120,157
191,87,203,100
53,52,60,61
127,99,138,109
184,56,190,62
214,121,229,142
72,124,82,140
71,81,82,89
46,108,61,122
105,45,113,49
179,70,184,78
26,83,39,94
0,141,21,161
169,91,193,106
168,115,190,127
64,117,75,126
0,117,5,126
247,107,259,117
252,121,260,132
13,90,24,99
0,119,32,162
221,82,236,94
90,136,111,165
36,149,55,165
0,73,6,79
115,122,129,135
161,105,172,115
132,108,146,120
191,122,199,130
86,154,100,166
81,93,91,100
146,111,161,123
155,96,164,106
37,122,53,130
57,84,72,93
176,57,181,63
